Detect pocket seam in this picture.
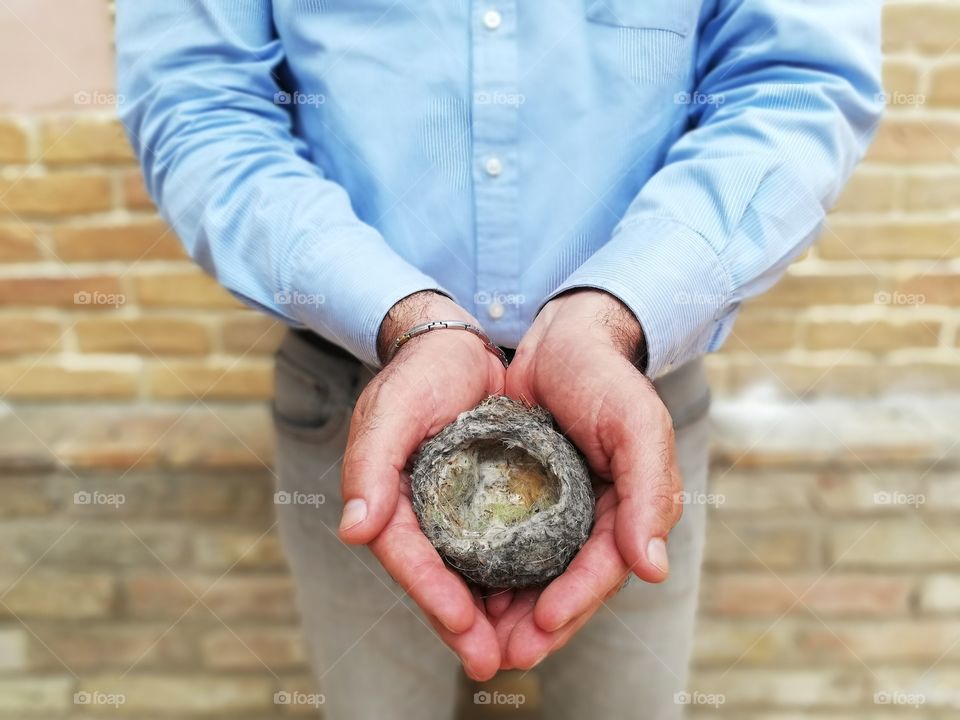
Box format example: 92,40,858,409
585,0,693,37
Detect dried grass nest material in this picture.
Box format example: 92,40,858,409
411,396,595,588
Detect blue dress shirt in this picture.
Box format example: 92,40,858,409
117,0,882,375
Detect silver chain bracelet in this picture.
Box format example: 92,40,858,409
390,320,509,368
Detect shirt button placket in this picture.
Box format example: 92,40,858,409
471,2,521,343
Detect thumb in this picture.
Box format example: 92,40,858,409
607,380,682,583
338,373,431,544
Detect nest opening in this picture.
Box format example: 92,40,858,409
438,440,560,532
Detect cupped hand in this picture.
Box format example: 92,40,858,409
494,289,682,669
338,291,506,680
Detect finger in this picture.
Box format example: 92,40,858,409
533,507,627,632
427,607,500,681
506,606,592,670
484,588,515,619
491,589,539,669
607,384,683,583
369,500,476,634
339,373,434,544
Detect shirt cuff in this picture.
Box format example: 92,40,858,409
543,216,731,379
283,226,449,368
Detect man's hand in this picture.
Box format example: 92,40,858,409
339,291,506,680
495,289,682,669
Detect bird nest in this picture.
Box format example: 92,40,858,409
411,396,594,588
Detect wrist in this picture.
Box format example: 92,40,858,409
543,289,648,371
377,291,478,365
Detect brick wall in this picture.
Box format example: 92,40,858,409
0,2,959,718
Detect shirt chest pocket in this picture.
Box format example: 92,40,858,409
585,0,700,37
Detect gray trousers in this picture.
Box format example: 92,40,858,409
272,329,711,720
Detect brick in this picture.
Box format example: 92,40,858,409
125,574,296,621
76,317,210,355
704,521,817,570
0,524,186,571
0,362,138,399
866,118,960,163
721,313,797,353
803,320,941,352
0,316,61,354
0,119,29,163
122,169,154,210
148,361,273,400
800,620,960,662
221,313,287,355
929,60,960,107
927,475,960,511
901,170,960,211
27,624,194,670
883,60,921,99
709,471,812,513
175,471,274,520
0,474,67,517
703,574,912,617
815,469,927,514
751,274,884,308
829,520,960,568
192,528,286,570
896,273,960,306
692,619,797,665
201,627,306,670
76,676,274,714
883,3,960,54
831,169,898,213
0,677,71,713
0,172,112,216
41,116,135,164
919,574,960,612
876,361,960,393
0,221,38,261
0,628,27,671
820,219,960,260
0,573,114,618
135,271,243,309
53,218,184,261
690,668,864,707
726,358,879,398
0,274,124,308
873,668,960,710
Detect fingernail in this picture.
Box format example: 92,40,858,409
339,498,367,531
647,537,669,574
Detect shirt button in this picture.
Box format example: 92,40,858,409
484,156,503,177
488,302,505,320
482,10,502,30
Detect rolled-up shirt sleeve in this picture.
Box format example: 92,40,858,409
116,1,445,366
546,0,884,377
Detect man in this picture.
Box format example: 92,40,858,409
117,1,882,717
